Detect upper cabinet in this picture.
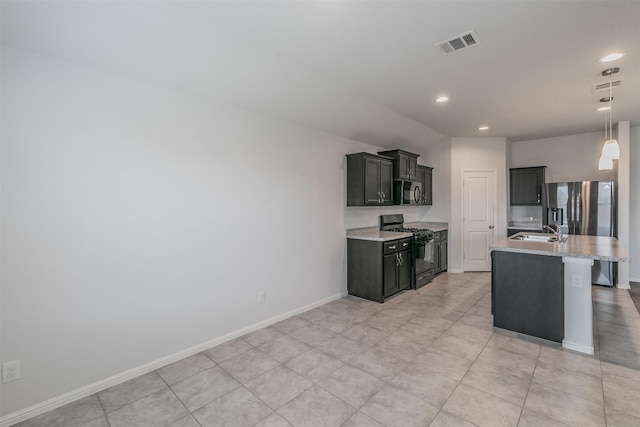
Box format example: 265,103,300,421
378,149,419,181
346,153,394,206
417,165,433,205
510,166,546,205
346,150,433,207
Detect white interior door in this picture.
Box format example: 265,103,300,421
463,170,495,271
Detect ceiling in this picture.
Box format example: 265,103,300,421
2,1,639,155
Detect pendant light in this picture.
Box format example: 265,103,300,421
598,156,613,170
598,109,613,170
601,67,620,160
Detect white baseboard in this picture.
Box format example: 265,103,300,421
0,291,346,427
629,276,640,284
562,340,594,355
447,269,464,273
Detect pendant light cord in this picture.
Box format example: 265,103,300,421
609,71,613,140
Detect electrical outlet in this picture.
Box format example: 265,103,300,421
2,360,21,383
258,291,266,304
572,274,583,288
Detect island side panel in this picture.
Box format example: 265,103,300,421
492,251,564,342
347,239,384,303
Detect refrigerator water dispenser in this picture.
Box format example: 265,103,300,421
547,208,564,226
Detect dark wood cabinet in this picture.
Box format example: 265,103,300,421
346,153,394,206
397,247,412,291
434,230,448,274
416,165,433,205
492,250,564,342
510,167,545,205
383,252,399,297
347,237,412,303
378,149,420,181
382,239,412,298
439,237,448,272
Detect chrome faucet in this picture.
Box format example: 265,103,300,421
543,224,563,240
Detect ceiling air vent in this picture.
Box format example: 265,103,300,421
594,80,621,92
435,30,481,55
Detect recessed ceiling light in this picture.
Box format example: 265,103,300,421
600,53,624,63
597,106,611,112
478,126,489,131
436,96,449,103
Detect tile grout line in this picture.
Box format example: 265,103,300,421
156,371,203,427
515,344,543,426
594,294,611,427
94,392,112,427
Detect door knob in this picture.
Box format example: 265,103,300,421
488,225,495,229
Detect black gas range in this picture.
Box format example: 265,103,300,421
380,214,435,289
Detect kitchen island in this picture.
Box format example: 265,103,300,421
490,234,631,354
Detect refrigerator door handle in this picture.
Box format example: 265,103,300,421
566,185,573,235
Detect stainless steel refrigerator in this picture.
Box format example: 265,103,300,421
545,181,616,286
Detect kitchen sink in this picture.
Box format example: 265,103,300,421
509,232,568,244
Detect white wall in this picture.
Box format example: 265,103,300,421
420,139,451,223
630,126,640,282
0,47,433,418
616,122,631,287
511,131,615,183
450,138,508,272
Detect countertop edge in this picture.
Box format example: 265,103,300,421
490,235,631,262
346,222,448,241
347,231,414,242
489,245,629,262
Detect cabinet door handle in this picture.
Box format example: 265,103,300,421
402,242,409,247
537,185,541,203
388,245,396,250
396,253,401,266
399,253,403,265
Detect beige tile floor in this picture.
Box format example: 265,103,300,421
15,273,640,427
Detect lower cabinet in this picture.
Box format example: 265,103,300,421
347,237,412,303
434,230,448,274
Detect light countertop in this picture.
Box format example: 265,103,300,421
346,228,413,242
346,222,448,242
405,222,449,232
490,234,631,262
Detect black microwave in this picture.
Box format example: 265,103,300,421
394,180,422,205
